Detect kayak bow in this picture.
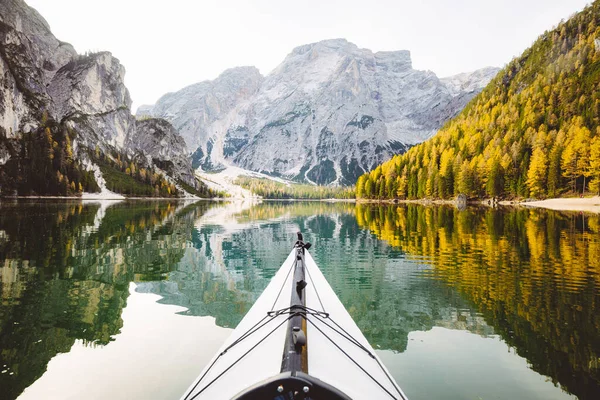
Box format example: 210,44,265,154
181,233,408,400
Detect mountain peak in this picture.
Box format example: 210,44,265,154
374,50,412,69
281,39,413,76
217,66,262,79
291,38,355,54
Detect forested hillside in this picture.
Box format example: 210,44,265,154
0,115,99,196
0,114,217,198
357,2,600,200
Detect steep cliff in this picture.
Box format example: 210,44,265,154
0,0,200,196
0,0,75,136
130,118,197,188
47,51,134,149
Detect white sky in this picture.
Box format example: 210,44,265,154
25,0,590,111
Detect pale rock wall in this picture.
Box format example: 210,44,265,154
142,39,499,185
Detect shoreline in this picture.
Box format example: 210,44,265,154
356,196,600,214
519,196,600,213
2,195,599,213
0,195,224,201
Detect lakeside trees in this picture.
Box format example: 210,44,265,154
235,176,355,199
0,116,99,196
92,149,179,198
357,2,600,200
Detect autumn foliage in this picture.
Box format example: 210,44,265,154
357,2,600,200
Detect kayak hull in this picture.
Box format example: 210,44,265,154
181,236,407,400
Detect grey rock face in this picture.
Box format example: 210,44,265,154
129,118,197,188
441,67,500,96
140,66,264,151
0,0,195,194
47,51,134,149
143,39,498,185
136,104,154,118
0,0,132,150
0,0,76,136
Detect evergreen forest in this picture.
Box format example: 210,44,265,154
0,114,99,196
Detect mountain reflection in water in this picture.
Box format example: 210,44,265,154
0,200,597,400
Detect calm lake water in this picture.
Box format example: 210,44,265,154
0,200,598,400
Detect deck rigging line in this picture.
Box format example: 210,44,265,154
270,255,296,311
182,306,325,399
183,314,294,400
306,317,406,400
182,303,403,400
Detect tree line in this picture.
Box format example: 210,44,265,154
235,176,355,199
0,113,99,196
357,2,600,200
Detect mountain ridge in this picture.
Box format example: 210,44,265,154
139,38,498,185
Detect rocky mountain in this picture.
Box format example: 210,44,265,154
0,0,76,135
129,118,197,188
0,0,199,195
141,39,498,185
46,51,134,149
138,66,264,153
0,0,131,148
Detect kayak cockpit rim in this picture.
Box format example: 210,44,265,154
231,371,351,400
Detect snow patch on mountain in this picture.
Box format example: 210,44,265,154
196,165,268,199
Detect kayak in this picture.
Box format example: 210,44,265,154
181,233,408,400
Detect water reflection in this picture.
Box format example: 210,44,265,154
0,200,597,400
147,202,494,355
355,204,600,399
0,200,211,399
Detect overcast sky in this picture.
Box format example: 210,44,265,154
26,0,590,111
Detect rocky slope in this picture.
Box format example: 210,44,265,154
129,118,197,188
47,51,134,149
0,0,198,194
139,66,264,153
141,39,498,185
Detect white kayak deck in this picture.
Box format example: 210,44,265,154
181,246,407,400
